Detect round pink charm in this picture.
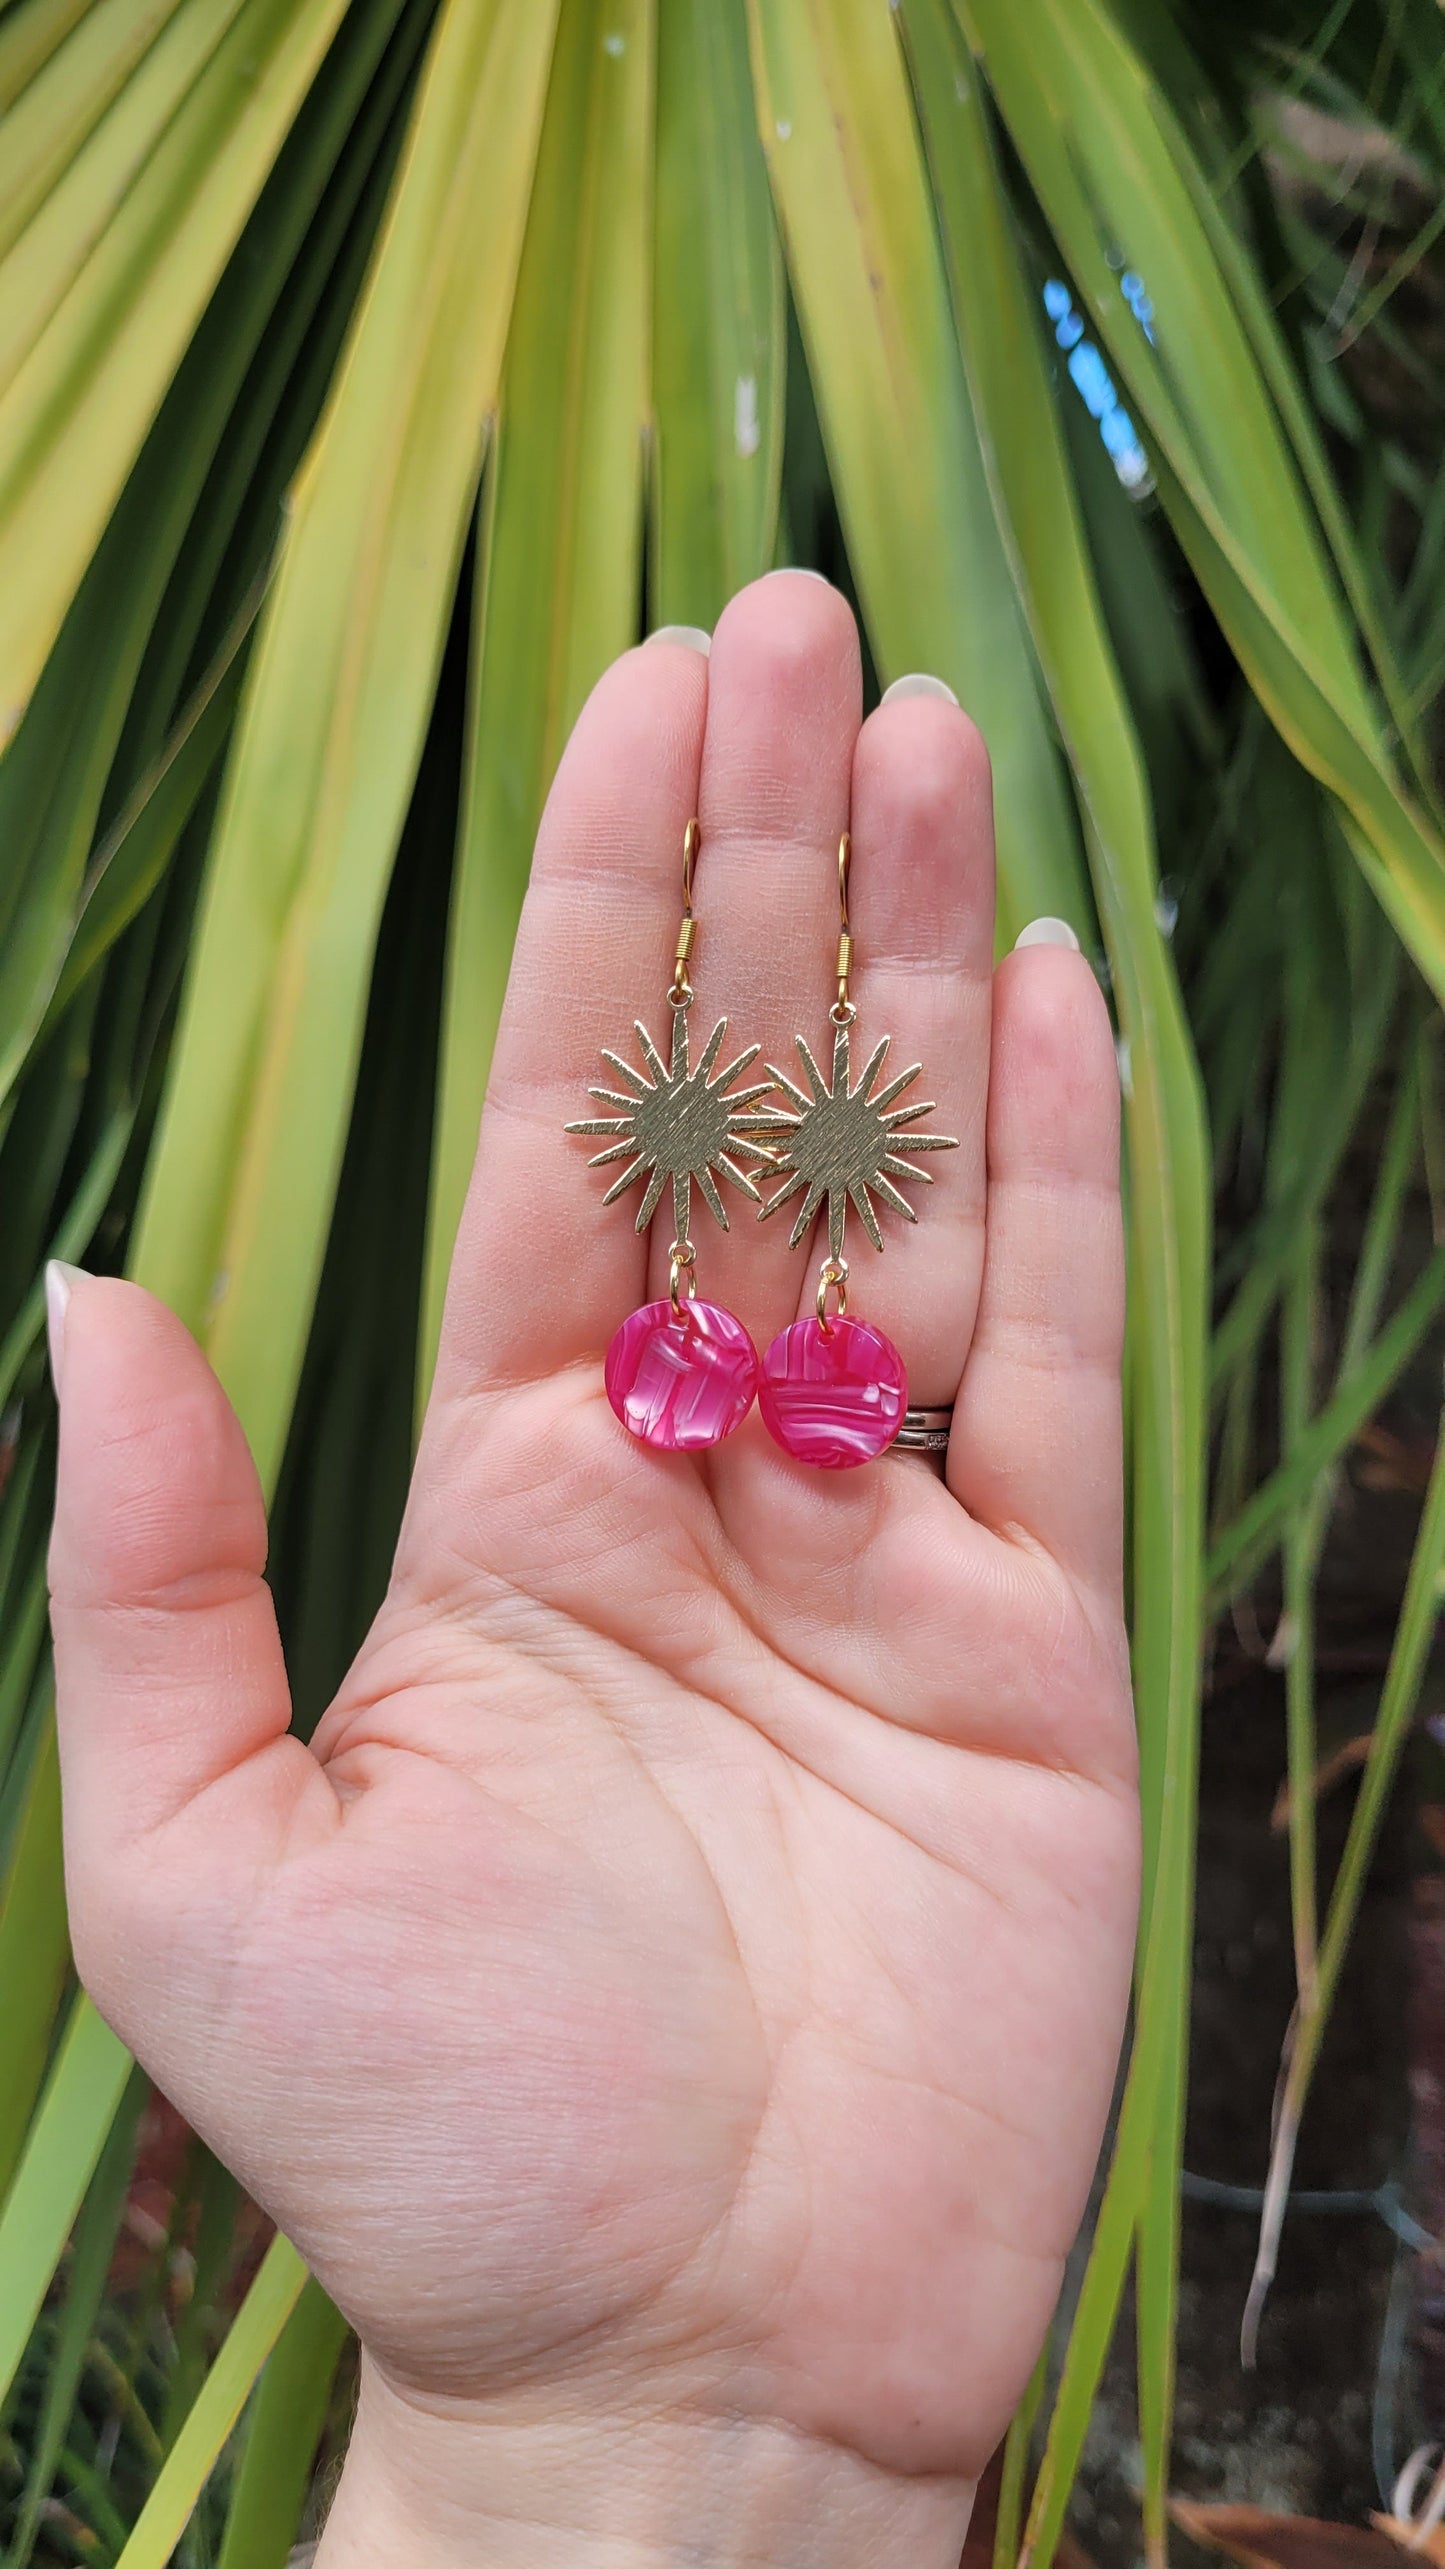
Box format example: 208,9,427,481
759,1316,908,1469
605,1298,759,1451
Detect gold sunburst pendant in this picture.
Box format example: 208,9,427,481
759,1015,959,1260
566,1008,784,1244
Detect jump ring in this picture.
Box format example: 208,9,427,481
669,1240,698,1318
816,1256,849,1329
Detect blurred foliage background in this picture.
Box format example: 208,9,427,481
2,0,1445,2558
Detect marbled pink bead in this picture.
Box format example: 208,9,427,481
605,1298,760,1450
759,1316,907,1469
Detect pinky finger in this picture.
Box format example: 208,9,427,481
948,937,1125,1603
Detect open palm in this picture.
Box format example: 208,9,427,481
49,576,1137,2550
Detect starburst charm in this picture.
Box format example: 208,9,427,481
567,1009,784,1243
759,1016,958,1259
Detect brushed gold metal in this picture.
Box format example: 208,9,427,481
567,1004,784,1244
758,1015,959,1262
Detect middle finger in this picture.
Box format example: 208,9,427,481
643,571,863,1346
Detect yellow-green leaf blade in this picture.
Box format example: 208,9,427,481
652,0,782,627
0,1992,131,2409
0,0,188,264
113,2234,309,2569
132,0,561,1487
746,0,1089,941
0,0,353,729
421,0,653,1386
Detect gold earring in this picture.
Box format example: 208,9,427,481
566,819,784,1451
754,831,959,1467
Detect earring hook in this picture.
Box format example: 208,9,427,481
682,815,700,914
832,830,855,1025
671,817,701,1007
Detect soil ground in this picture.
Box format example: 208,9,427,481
1074,1440,1441,2565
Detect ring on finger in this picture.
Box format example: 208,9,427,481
894,1404,952,1462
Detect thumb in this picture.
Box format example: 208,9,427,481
46,1267,330,1944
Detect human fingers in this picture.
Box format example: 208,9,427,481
641,571,862,1344
429,635,710,1401
804,682,995,1407
46,1269,331,2018
946,939,1124,1597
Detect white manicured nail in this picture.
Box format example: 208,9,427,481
767,566,832,585
45,1260,85,1395
647,625,711,655
1014,917,1081,951
880,673,958,705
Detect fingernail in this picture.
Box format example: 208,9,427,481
647,624,711,655
766,566,832,586
1014,916,1081,952
45,1260,85,1395
880,672,958,705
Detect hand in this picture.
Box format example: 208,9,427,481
47,574,1137,2568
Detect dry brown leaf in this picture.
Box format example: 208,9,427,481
1169,2497,1406,2569
1420,1806,1445,1859
1371,2521,1445,2569
1271,1733,1377,1831
1356,1423,1436,1495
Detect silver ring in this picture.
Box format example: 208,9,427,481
894,1405,952,1456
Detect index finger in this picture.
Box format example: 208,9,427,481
428,636,710,1404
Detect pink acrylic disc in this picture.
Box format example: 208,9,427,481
759,1316,908,1469
604,1298,760,1451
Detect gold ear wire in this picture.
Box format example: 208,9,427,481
754,822,959,1270
833,831,854,1025
671,816,701,1005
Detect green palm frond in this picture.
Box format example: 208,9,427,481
2,0,1442,2558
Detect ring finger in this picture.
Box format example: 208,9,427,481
797,680,997,1411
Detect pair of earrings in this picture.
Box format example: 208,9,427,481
567,821,957,1470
